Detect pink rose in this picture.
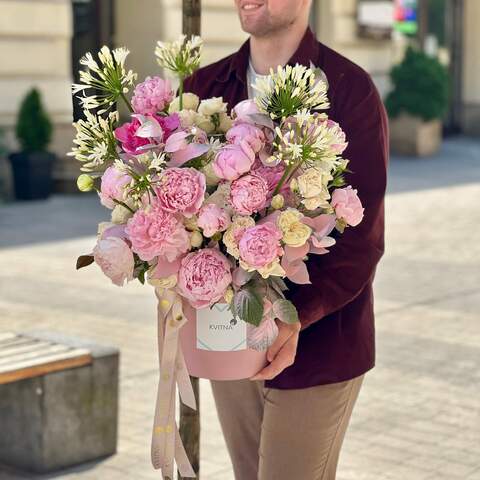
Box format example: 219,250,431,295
212,143,255,181
197,204,231,238
331,186,364,226
177,248,232,308
99,166,131,209
238,222,283,268
132,76,174,115
154,167,206,217
93,237,134,286
226,123,265,154
125,201,190,261
230,173,268,215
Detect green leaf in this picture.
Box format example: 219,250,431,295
76,255,94,270
273,299,299,324
269,277,288,296
233,288,264,327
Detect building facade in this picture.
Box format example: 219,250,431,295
0,0,478,190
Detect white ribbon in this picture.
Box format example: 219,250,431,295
151,287,197,479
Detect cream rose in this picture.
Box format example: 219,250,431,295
194,113,215,133
222,215,255,258
197,97,227,116
277,209,312,247
294,167,333,210
177,109,198,128
168,93,200,113
111,204,133,224
218,112,233,133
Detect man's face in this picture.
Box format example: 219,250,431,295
235,0,310,37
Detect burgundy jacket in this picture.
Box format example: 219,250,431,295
184,28,389,389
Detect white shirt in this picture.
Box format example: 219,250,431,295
246,59,269,99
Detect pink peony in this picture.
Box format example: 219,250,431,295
154,167,206,217
93,237,134,286
212,143,255,181
132,76,174,115
197,204,231,238
252,160,289,199
226,123,265,154
331,186,364,226
238,222,283,268
177,248,232,308
232,99,261,123
230,173,268,215
99,166,131,209
114,116,157,154
125,201,190,261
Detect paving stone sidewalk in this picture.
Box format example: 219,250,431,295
0,137,479,480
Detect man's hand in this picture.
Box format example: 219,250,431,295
250,320,301,381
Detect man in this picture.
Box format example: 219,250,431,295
184,1,388,478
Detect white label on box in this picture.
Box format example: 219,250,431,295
196,304,247,351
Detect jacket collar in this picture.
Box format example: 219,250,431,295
219,27,321,84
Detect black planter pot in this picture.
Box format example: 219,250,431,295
8,151,55,200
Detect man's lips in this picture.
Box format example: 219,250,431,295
240,2,263,12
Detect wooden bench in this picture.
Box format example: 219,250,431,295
0,331,119,473
0,332,92,385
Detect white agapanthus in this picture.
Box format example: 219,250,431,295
253,64,330,120
155,35,203,78
273,111,342,170
68,111,119,172
72,46,137,114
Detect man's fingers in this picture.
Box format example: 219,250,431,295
251,340,296,380
266,322,293,362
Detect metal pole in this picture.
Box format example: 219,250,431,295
179,5,202,479
417,0,429,50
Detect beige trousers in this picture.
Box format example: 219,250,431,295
210,375,364,480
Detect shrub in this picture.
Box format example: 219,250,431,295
15,88,53,152
385,47,449,121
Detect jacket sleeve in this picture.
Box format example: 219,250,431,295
287,70,389,330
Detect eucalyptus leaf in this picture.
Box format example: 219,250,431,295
233,288,264,327
273,299,299,324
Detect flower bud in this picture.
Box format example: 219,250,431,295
190,230,203,248
77,174,94,192
271,194,284,210
224,287,234,304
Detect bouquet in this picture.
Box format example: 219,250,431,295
70,35,364,477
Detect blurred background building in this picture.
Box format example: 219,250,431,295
0,0,479,191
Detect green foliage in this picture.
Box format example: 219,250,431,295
233,287,264,327
385,47,449,121
272,299,298,324
15,88,53,152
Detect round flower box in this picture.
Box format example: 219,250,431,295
180,303,268,380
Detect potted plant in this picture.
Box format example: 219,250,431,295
9,88,55,200
386,46,449,157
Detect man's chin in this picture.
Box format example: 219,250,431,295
240,18,272,37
